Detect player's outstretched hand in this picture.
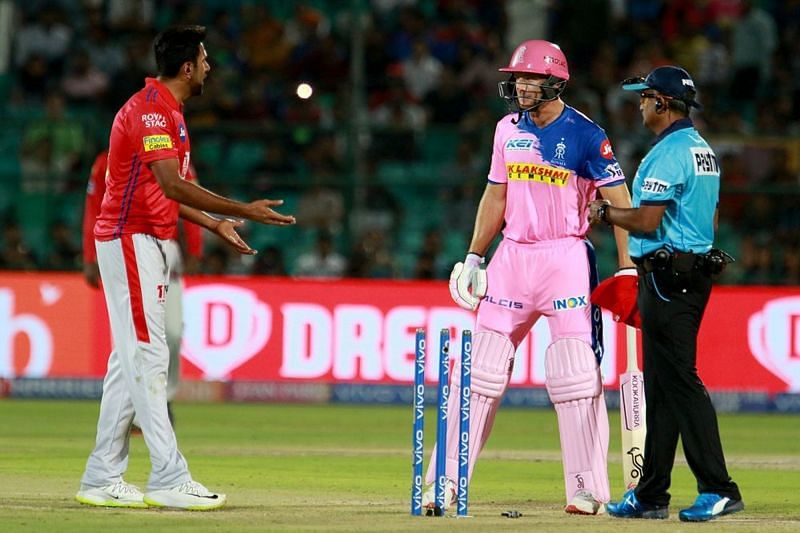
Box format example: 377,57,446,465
214,219,257,255
244,199,297,226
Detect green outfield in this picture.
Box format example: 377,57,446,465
0,400,798,531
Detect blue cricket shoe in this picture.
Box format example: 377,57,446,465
679,493,744,522
607,489,669,519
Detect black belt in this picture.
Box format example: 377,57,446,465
632,249,733,277
632,250,701,275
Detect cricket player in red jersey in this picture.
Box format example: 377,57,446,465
76,26,295,510
82,150,204,426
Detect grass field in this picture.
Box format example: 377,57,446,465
0,400,798,532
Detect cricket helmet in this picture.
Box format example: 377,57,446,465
497,40,569,114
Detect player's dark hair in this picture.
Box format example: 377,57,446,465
153,25,207,78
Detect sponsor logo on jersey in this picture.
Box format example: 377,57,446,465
143,135,173,152
605,162,624,179
483,295,524,309
179,123,187,142
505,138,534,151
141,113,166,128
552,295,588,311
641,177,670,194
690,147,719,176
181,152,191,178
600,139,614,159
506,163,570,186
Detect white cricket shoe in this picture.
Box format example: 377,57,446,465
75,480,147,508
144,480,226,511
421,478,457,515
565,489,606,515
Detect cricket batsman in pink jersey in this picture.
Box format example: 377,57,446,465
423,40,635,515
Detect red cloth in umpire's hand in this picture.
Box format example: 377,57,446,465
591,272,641,329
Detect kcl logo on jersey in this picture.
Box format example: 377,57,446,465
553,295,588,311
141,113,166,128
505,138,534,151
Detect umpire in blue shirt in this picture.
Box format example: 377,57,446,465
587,66,743,522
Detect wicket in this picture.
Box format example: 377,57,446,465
410,328,472,517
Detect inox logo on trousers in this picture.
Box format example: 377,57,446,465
553,295,588,310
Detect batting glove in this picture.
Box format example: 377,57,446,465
449,253,487,311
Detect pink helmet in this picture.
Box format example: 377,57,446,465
499,40,570,81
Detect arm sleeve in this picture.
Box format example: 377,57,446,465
583,130,626,187
638,144,686,205
487,121,507,184
131,103,181,165
181,164,204,258
82,151,108,263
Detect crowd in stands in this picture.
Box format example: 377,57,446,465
0,0,798,286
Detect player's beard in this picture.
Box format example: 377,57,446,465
190,78,204,97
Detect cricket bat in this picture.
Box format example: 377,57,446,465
619,324,646,489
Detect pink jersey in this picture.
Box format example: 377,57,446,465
95,78,192,241
488,106,625,243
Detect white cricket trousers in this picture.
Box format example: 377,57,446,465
163,238,183,401
80,234,191,490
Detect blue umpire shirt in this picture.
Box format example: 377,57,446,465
629,118,719,259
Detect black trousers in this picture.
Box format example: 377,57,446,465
633,267,741,507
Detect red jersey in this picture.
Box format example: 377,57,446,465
94,78,192,241
84,150,203,263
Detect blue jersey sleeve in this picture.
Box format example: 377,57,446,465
582,128,625,186
638,141,687,205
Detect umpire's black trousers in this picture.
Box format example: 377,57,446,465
633,266,741,507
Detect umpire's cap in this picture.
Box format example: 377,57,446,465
622,66,702,110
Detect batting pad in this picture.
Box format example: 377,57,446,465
425,331,514,485
545,338,611,503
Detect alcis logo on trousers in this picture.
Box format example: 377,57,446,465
483,295,523,309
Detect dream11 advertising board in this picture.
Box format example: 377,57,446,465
0,273,798,395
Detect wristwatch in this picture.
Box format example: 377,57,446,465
597,203,611,225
